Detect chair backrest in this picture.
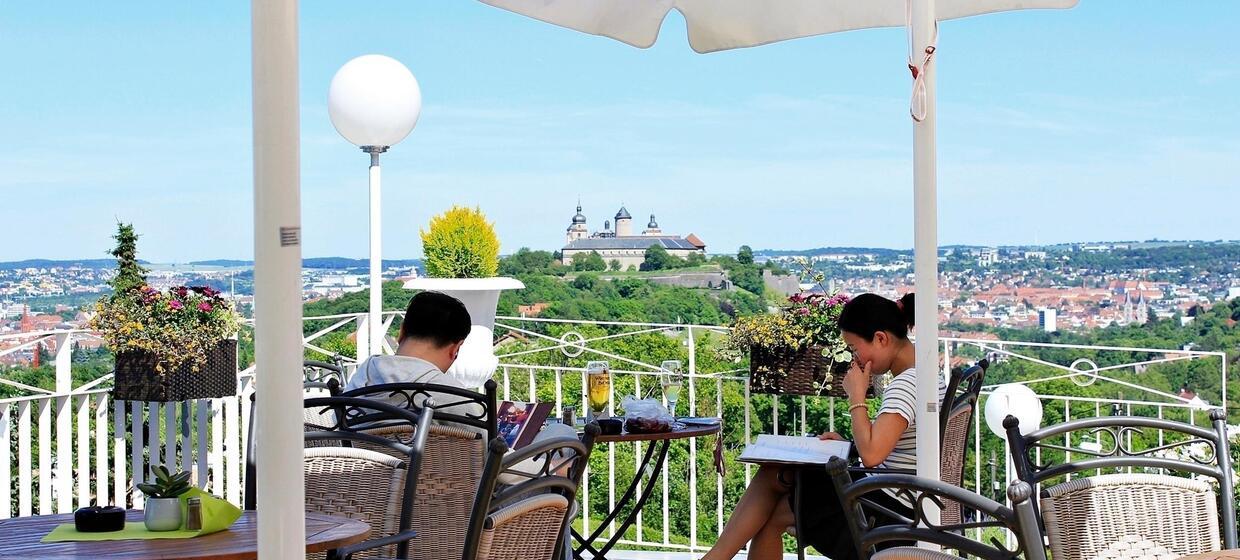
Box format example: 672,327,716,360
937,401,974,526
1004,409,1237,550
462,423,601,560
1040,473,1220,560
303,358,346,395
339,379,499,439
940,360,986,436
827,457,1045,560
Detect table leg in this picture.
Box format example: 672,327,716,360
573,439,671,560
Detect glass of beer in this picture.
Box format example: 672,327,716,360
586,360,611,421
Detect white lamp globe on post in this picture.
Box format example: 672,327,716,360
984,383,1044,440
328,54,422,358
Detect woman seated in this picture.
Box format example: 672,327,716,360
701,293,945,560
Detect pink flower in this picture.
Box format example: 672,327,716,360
796,307,811,315
168,300,183,311
198,302,213,313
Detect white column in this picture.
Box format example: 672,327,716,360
54,333,72,513
252,0,305,556
368,150,384,357
911,0,941,516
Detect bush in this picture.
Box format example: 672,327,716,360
572,251,607,272
421,206,500,278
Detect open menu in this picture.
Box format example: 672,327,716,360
738,434,853,465
497,401,554,450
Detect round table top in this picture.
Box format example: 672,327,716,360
0,510,370,559
1176,551,1240,560
593,419,721,443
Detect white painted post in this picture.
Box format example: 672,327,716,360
911,0,942,533
0,404,10,519
355,314,370,364
368,151,384,358
38,399,51,514
112,400,125,508
95,394,109,507
18,401,31,516
196,399,209,489
252,0,306,554
76,396,89,508
54,333,72,513
131,401,145,509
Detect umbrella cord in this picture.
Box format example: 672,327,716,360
906,0,939,123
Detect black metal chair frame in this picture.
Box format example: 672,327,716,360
461,423,600,560
304,357,348,392
791,361,988,560
1004,409,1238,549
338,379,499,440
827,457,1045,560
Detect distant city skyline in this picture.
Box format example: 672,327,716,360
3,2,1237,262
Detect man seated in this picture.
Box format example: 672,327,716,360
345,290,471,396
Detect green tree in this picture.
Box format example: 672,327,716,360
642,245,674,271
730,265,765,295
572,251,607,272
108,222,148,293
737,245,754,265
608,259,622,272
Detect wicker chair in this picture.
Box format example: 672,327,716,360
337,381,498,560
1004,409,1237,559
302,396,434,560
827,457,1045,560
791,362,987,559
462,424,600,560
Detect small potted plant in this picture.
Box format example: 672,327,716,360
725,290,853,397
404,206,523,387
91,223,242,402
138,466,192,531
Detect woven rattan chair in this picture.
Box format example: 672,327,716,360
243,378,347,510
302,396,434,560
462,424,600,560
790,362,987,559
827,457,1046,560
338,381,498,560
1005,410,1237,558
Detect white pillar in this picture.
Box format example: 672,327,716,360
911,0,941,514
252,0,305,556
54,333,72,513
368,150,384,357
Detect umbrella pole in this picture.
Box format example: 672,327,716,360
252,0,306,556
910,0,941,520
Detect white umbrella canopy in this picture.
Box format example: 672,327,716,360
480,0,1077,53
475,0,1078,521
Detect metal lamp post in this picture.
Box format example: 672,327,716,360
328,54,422,357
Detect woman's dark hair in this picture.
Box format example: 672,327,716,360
837,293,915,341
399,291,472,347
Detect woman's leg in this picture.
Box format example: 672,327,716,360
700,465,792,560
748,497,795,560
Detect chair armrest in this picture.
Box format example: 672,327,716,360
331,528,418,560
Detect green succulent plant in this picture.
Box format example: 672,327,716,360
137,465,193,499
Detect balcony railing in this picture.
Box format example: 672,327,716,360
0,315,1228,556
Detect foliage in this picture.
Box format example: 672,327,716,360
729,265,765,295
91,284,241,374
137,466,193,499
107,222,148,294
737,245,754,265
572,251,607,272
420,206,500,278
608,259,622,271
725,291,852,366
641,245,675,271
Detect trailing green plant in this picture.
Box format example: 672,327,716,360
137,466,193,499
420,206,500,278
724,291,852,393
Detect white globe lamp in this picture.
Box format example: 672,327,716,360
984,383,1043,440
328,55,422,358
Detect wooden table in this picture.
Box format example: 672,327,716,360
573,420,722,560
0,510,370,559
1177,551,1240,560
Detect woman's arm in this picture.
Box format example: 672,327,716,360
842,361,909,467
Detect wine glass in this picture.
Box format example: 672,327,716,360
660,360,683,418
586,360,611,421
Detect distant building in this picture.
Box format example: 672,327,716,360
978,248,998,267
561,203,706,270
1121,290,1149,325
1038,307,1057,332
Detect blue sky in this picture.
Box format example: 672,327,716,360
2,1,1237,262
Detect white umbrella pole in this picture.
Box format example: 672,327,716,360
910,0,941,507
368,150,383,357
252,0,306,556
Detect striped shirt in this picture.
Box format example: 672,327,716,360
874,367,946,471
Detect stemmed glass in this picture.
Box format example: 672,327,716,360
660,360,683,418
586,360,611,421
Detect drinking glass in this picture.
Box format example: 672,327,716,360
586,360,611,420
660,360,683,417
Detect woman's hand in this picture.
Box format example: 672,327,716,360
818,432,844,441
843,360,872,402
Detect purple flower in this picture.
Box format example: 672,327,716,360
175,287,189,299
796,307,811,315
169,300,183,311
788,293,806,303
198,302,213,313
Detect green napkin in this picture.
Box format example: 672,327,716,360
41,488,242,543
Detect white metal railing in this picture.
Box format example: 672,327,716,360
0,316,1228,556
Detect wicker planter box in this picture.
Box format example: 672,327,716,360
749,345,855,397
112,339,238,402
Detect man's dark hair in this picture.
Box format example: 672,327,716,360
399,291,471,347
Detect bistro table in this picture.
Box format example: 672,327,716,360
0,510,370,559
573,419,722,560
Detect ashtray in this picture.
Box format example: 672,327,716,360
597,418,623,435
74,506,126,532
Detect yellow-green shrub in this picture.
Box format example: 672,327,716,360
420,206,500,278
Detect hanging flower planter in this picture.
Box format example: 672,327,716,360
749,344,853,397
112,338,238,402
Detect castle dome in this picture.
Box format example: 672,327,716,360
615,206,631,220
647,214,658,229
572,203,586,225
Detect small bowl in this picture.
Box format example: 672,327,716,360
597,418,623,435
74,506,126,533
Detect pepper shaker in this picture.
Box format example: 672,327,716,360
185,497,203,531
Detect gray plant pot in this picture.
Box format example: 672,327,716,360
143,497,183,531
